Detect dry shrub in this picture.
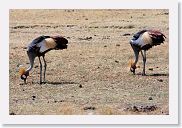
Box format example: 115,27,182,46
58,105,74,115
98,106,120,115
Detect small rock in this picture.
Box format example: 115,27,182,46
86,37,92,40
79,84,83,88
125,107,130,110
148,68,153,71
132,106,139,112
78,37,92,41
115,60,119,63
10,112,16,115
67,25,74,27
116,44,120,46
157,79,163,82
104,45,107,47
148,97,153,100
163,12,169,15
83,106,96,110
32,96,36,100
15,100,18,103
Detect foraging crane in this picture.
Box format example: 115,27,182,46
19,35,68,84
129,29,166,75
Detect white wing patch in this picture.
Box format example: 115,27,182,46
140,32,152,46
37,38,56,53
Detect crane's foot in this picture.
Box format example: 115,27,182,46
42,81,46,84
39,81,46,84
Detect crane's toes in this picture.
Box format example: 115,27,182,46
142,73,146,76
40,81,46,84
42,81,47,84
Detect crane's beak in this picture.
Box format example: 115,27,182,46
130,67,135,75
23,78,27,84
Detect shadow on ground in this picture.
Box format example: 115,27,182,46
136,73,169,76
46,81,79,85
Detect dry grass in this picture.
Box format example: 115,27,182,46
9,9,169,115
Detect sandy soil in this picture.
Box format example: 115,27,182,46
9,9,169,115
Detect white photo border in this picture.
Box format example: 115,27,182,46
0,0,178,124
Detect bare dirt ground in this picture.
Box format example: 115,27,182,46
9,9,169,115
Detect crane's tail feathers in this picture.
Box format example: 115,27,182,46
162,34,166,38
148,30,166,44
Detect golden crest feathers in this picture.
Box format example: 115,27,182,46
128,59,134,67
19,66,26,75
128,59,140,68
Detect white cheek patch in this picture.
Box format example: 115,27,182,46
37,38,56,53
22,75,26,79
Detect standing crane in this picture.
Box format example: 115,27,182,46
19,35,68,84
129,29,166,75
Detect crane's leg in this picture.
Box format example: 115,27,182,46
38,57,43,84
141,50,146,76
42,55,47,83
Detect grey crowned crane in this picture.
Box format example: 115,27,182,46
19,35,68,84
129,29,166,75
